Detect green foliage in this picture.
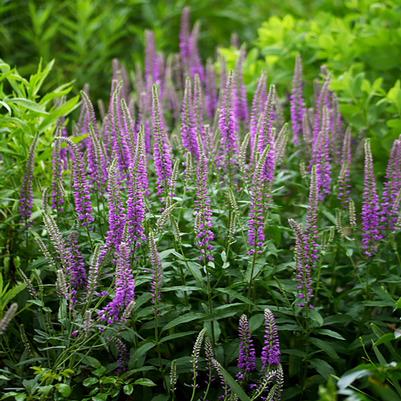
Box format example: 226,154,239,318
0,60,79,277
2,0,355,99
220,0,401,164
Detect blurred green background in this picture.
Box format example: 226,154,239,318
1,0,347,99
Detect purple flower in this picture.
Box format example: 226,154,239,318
290,55,306,145
362,140,382,257
289,219,313,307
149,231,163,305
205,59,218,119
60,138,94,226
152,84,173,196
126,135,147,248
67,232,87,303
261,308,281,367
235,47,248,123
305,165,320,269
218,71,239,167
248,146,269,254
338,128,352,208
104,161,126,251
19,136,38,222
237,314,256,376
98,242,135,324
381,138,401,233
257,85,276,182
179,7,191,73
111,81,133,175
250,72,267,163
51,138,64,212
181,76,200,158
311,105,331,199
194,152,214,259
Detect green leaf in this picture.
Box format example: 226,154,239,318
317,329,346,341
337,369,371,390
83,377,98,387
134,378,157,387
123,384,133,395
7,98,48,114
217,364,251,401
161,312,204,332
55,383,72,397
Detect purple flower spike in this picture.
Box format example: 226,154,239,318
237,314,256,377
289,219,314,307
67,232,87,303
257,85,276,182
311,106,331,199
20,136,39,223
381,138,401,233
149,231,163,305
179,7,191,73
362,140,382,257
250,72,267,163
261,308,281,367
181,76,200,158
305,165,320,269
51,138,64,212
235,47,249,123
290,55,306,145
104,161,126,251
59,138,94,226
194,151,214,260
338,128,352,207
152,84,173,197
126,129,147,249
98,242,135,325
248,145,269,254
205,59,218,120
218,71,239,167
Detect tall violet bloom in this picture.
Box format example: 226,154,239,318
59,138,94,226
311,106,331,199
110,81,131,174
381,138,401,233
237,314,256,380
205,59,217,120
179,6,191,74
19,136,39,222
218,71,239,167
250,72,267,163
98,241,135,325
290,55,306,145
248,145,269,254
188,22,204,80
362,140,382,257
261,308,281,367
235,47,249,123
104,161,126,251
338,128,352,208
181,77,200,158
194,151,214,260
67,232,87,303
126,129,147,249
81,91,108,188
289,219,313,307
257,85,276,182
152,84,173,196
305,165,320,269
149,231,163,305
51,137,64,212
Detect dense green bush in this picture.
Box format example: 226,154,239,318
220,0,401,167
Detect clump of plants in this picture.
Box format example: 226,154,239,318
1,7,401,401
